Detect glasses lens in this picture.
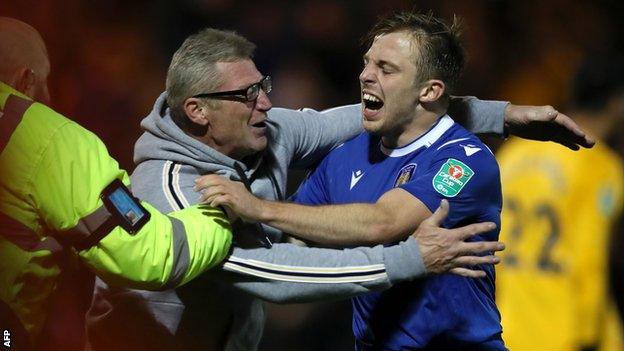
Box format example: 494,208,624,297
244,76,272,101
246,83,260,101
262,76,272,94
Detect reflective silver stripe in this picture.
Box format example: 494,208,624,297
0,95,34,154
164,216,190,288
0,211,63,253
67,205,112,241
2,199,123,252
51,184,132,250
51,205,116,250
35,237,64,252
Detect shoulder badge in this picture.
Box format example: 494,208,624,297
432,158,474,197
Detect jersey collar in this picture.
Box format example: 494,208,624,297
379,115,454,157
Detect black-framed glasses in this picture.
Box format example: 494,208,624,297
192,76,272,102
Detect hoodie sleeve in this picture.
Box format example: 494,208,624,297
267,104,363,169
207,237,426,303
448,96,508,136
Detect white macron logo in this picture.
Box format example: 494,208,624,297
462,145,481,156
350,170,365,190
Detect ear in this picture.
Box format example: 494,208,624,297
183,98,210,126
418,79,446,103
13,68,36,98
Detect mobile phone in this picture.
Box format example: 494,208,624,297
101,179,150,235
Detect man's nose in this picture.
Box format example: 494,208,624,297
255,89,272,111
359,65,376,85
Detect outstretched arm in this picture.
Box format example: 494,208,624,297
196,174,425,246
449,97,595,150
275,99,594,173
206,200,502,304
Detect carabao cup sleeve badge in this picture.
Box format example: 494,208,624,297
432,158,474,197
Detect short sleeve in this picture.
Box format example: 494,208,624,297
400,145,501,227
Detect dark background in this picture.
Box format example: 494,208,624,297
3,1,623,350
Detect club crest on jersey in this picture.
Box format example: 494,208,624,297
432,158,474,197
393,164,417,187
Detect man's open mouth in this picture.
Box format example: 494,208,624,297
363,93,384,110
251,121,267,128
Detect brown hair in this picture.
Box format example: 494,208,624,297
363,11,465,92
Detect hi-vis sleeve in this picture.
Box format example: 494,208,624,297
22,103,232,290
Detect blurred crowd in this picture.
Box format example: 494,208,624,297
2,0,623,350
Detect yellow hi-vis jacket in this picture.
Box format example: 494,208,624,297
0,82,232,350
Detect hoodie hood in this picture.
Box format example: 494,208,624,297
134,92,262,179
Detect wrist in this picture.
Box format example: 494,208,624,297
256,199,277,223
503,102,512,139
384,237,427,283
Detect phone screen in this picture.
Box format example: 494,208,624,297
101,179,150,234
107,187,147,226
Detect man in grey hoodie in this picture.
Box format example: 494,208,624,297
86,29,593,351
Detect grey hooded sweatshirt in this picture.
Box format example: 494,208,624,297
86,93,507,351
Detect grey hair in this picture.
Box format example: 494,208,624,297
166,28,256,127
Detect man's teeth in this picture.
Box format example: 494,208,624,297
363,93,381,103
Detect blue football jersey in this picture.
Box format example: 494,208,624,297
293,115,505,350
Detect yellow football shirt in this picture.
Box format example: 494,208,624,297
496,138,623,351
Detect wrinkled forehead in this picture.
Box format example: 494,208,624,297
215,59,263,89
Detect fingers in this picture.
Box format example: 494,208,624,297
453,255,501,267
582,135,596,148
423,199,449,227
448,255,501,278
507,104,596,150
198,185,225,202
553,112,585,138
555,139,581,151
459,240,505,255
209,195,229,208
449,267,486,279
552,113,595,149
205,193,224,207
198,186,228,207
194,174,224,191
453,222,497,240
